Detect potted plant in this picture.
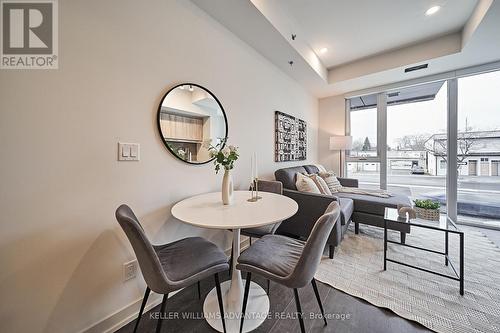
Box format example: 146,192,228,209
413,199,440,221
209,140,239,205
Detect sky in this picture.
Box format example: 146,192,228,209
350,70,500,149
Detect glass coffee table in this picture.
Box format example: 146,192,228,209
383,207,465,295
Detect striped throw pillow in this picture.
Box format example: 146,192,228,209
305,173,332,195
318,171,342,193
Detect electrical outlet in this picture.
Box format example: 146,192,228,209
123,259,138,282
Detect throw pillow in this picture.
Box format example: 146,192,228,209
295,173,321,194
318,171,342,193
305,173,332,195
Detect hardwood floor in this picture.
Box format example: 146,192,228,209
116,226,499,333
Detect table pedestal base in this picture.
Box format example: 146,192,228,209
203,279,270,333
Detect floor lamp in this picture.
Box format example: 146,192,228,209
329,136,353,177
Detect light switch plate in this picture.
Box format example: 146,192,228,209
118,142,140,161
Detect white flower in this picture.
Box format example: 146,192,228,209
222,146,231,158
228,145,237,153
178,149,185,157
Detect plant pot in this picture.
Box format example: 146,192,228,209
222,169,234,205
415,207,440,221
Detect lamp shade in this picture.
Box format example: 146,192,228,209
329,135,353,150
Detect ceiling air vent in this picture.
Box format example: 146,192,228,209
387,92,400,98
405,64,428,73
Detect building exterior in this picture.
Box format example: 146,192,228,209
427,130,500,176
347,130,500,176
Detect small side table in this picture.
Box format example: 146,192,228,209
383,207,465,295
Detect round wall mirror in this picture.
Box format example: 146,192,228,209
157,83,228,164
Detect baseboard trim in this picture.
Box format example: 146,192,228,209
80,237,250,333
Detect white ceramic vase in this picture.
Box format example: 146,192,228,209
222,169,234,205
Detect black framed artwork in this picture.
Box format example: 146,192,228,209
275,111,307,162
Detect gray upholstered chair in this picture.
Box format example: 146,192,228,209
116,204,229,333
242,180,284,242
229,180,284,293
237,201,340,333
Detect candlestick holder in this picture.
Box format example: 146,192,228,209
247,178,262,202
254,178,262,200
247,179,258,202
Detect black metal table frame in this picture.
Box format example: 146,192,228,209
383,218,464,295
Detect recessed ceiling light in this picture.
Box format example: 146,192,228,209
319,47,328,54
426,6,440,16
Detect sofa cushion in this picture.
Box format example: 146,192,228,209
275,166,307,190
335,192,411,216
303,165,320,174
338,198,354,225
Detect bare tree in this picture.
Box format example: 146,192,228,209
396,134,429,150
351,138,364,152
426,118,476,170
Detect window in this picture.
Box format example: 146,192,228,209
348,107,377,158
346,95,381,187
385,81,448,201
345,67,500,229
457,70,500,227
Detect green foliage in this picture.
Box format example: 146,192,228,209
208,139,239,174
414,199,440,210
362,137,372,151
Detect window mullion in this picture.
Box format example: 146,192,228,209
377,93,387,190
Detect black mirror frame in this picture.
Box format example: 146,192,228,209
156,83,228,165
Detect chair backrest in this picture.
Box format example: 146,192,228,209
115,204,170,292
250,180,284,234
288,201,340,288
250,179,283,195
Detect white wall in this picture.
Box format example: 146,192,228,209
0,1,318,332
318,95,346,174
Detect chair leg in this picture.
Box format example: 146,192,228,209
249,237,252,246
156,294,168,333
240,272,252,333
311,279,327,326
267,279,270,295
197,281,201,300
133,287,150,333
293,288,306,333
214,273,227,333
355,221,360,234
329,245,335,259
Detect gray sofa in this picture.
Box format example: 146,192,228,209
274,165,411,258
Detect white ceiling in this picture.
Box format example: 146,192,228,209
192,0,500,97
279,0,478,68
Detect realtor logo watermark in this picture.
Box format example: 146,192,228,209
1,0,58,69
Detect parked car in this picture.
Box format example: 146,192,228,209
410,165,426,174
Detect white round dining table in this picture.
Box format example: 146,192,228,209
171,190,298,333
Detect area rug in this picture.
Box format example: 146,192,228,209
315,224,500,333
